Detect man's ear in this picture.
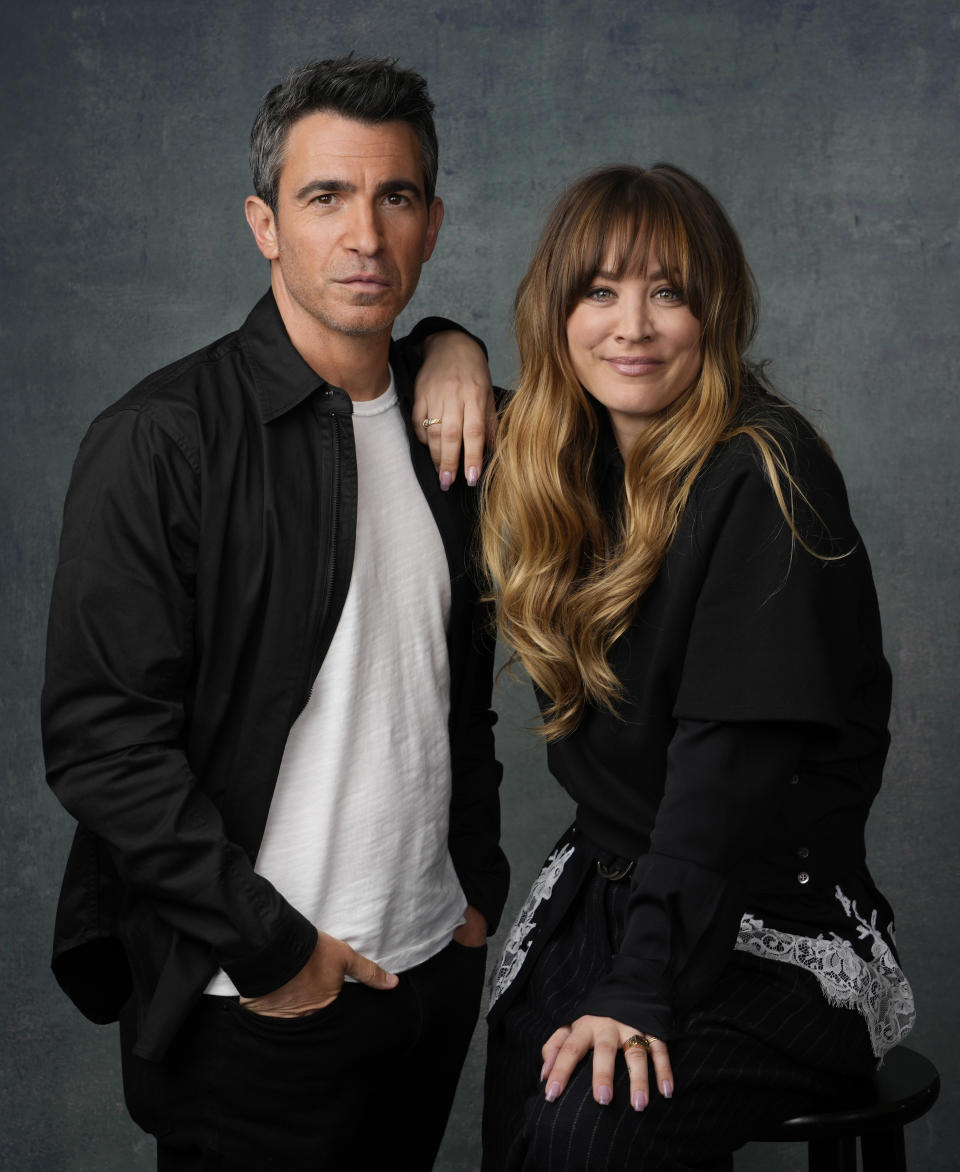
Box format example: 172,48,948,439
245,195,279,260
422,197,444,262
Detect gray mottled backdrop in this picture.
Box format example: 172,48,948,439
2,1,956,1168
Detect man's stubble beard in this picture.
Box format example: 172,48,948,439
288,283,400,338
321,291,398,337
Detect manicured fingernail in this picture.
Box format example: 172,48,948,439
596,1085,612,1106
660,1079,674,1099
440,470,453,491
632,1090,648,1112
545,1081,562,1103
466,465,479,487
539,1061,548,1082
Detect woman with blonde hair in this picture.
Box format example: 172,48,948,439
479,164,915,1170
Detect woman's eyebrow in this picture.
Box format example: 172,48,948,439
593,267,670,281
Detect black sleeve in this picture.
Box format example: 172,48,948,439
446,589,510,935
576,719,803,1037
674,429,866,727
41,409,317,998
402,316,489,360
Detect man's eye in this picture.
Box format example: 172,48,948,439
383,193,410,206
313,193,335,205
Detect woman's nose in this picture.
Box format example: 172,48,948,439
614,297,654,343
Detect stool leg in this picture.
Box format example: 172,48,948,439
807,1135,857,1172
860,1126,906,1171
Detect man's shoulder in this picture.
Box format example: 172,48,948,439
85,310,263,473
101,326,246,423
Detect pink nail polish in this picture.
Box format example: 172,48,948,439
539,1061,548,1083
440,470,453,491
466,465,479,486
597,1085,612,1106
545,1081,561,1103
632,1090,648,1111
660,1079,674,1099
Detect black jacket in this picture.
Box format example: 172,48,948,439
550,397,896,1037
42,291,508,1060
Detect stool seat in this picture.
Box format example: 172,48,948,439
754,1045,940,1171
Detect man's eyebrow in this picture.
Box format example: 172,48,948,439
294,179,356,201
293,178,424,201
375,178,424,200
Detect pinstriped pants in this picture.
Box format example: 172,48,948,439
482,868,876,1171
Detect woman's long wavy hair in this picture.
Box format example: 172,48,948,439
482,163,805,739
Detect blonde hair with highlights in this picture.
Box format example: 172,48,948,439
482,164,814,739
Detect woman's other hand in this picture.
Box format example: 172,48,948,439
413,331,497,490
540,1016,674,1112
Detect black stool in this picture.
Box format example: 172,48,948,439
754,1045,940,1171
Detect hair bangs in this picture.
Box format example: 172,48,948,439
561,173,696,318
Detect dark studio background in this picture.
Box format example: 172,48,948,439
2,2,957,1168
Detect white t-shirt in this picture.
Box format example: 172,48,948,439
207,372,466,994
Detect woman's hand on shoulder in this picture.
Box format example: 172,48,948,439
541,1016,674,1112
412,330,497,490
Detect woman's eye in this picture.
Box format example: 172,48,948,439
586,287,615,302
654,287,683,302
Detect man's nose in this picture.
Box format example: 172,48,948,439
343,202,382,255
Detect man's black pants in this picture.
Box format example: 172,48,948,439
120,938,487,1171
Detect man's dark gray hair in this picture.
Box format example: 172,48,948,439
250,54,439,214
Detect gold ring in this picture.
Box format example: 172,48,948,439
421,417,442,429
623,1033,651,1054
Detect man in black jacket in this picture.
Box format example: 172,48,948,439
42,55,507,1171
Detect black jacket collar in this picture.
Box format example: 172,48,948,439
238,289,414,425
238,291,333,423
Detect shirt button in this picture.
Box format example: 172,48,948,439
790,773,800,785
797,871,810,885
797,847,810,859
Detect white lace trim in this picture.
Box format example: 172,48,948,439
489,842,576,1008
734,885,916,1057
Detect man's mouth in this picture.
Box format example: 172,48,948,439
339,273,391,290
